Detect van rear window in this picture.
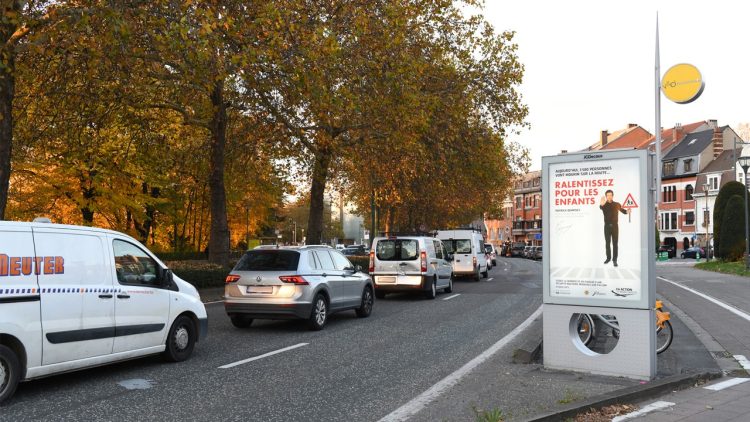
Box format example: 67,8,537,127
376,239,418,261
234,250,300,271
443,239,471,254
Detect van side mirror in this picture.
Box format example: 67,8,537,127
355,265,363,273
160,268,174,287
446,254,454,262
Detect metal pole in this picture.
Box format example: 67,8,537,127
370,188,375,249
293,220,297,244
745,170,750,269
654,14,662,206
705,189,709,262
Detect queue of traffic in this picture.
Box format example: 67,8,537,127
0,222,497,405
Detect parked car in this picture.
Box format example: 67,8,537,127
342,245,368,256
224,246,374,330
523,245,533,258
658,245,676,259
437,229,489,281
370,235,453,299
335,244,346,250
484,243,498,266
680,246,705,259
533,246,543,260
510,242,526,257
0,220,207,405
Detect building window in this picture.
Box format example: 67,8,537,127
663,160,676,177
533,177,540,187
516,197,522,209
708,176,719,191
685,184,694,201
683,159,692,173
662,186,677,203
685,211,695,225
660,212,678,231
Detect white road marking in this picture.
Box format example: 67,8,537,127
487,278,494,281
442,294,461,301
219,343,309,369
734,355,750,370
118,379,156,390
611,401,675,421
378,305,543,422
704,377,750,391
658,276,750,322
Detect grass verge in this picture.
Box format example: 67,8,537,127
695,260,750,277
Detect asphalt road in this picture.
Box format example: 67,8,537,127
2,257,543,422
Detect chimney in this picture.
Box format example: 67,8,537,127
628,123,637,129
712,125,723,158
672,123,682,142
708,119,718,129
600,130,609,147
560,149,568,154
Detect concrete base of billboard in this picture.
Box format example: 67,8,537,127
543,304,656,380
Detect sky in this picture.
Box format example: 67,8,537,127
481,0,750,170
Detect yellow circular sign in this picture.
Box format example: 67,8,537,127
661,63,704,104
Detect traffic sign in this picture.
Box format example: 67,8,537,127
622,193,638,209
661,63,704,104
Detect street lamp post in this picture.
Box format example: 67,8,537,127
738,156,750,270
702,183,710,261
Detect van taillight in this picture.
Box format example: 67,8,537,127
279,275,309,285
421,250,427,272
369,251,375,273
472,256,477,268
225,275,240,284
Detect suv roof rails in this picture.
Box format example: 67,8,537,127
435,227,484,233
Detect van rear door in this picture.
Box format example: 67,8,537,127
32,228,115,365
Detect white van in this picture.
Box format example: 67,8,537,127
436,229,488,281
0,221,207,404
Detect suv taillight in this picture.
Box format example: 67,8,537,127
369,251,375,273
472,256,477,268
421,250,427,272
279,275,309,285
225,274,240,284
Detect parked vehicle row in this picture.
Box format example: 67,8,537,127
510,244,542,260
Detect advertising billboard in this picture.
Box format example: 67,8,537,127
542,149,654,310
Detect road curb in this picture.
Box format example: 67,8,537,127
523,370,722,422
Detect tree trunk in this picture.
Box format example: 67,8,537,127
0,7,17,220
307,148,331,245
207,80,230,266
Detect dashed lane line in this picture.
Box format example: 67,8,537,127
704,377,750,391
219,343,309,369
442,294,461,301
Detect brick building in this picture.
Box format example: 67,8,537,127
511,170,542,246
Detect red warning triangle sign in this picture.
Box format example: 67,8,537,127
622,193,638,208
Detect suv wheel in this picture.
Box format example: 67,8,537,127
163,315,196,362
424,277,437,300
230,315,253,328
0,344,21,405
308,294,329,331
356,286,374,318
474,268,481,282
481,265,489,278
445,275,453,293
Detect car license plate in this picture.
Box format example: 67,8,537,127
247,286,273,294
378,276,396,283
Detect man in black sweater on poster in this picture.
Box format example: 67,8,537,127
599,189,630,267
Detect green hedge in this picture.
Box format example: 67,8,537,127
167,261,230,289
349,256,370,270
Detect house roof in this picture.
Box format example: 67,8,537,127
600,126,652,150
636,121,706,151
663,128,715,160
700,148,740,174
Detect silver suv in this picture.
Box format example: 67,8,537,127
370,236,453,299
223,246,374,330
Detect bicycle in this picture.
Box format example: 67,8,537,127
575,300,673,354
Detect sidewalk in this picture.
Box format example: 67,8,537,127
613,376,750,421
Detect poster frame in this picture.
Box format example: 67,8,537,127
542,148,655,310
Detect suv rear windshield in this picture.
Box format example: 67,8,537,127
443,239,471,254
234,250,300,271
512,242,526,249
376,239,418,261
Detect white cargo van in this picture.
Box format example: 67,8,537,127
436,229,488,281
0,221,208,404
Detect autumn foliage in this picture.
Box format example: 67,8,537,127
1,1,528,263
